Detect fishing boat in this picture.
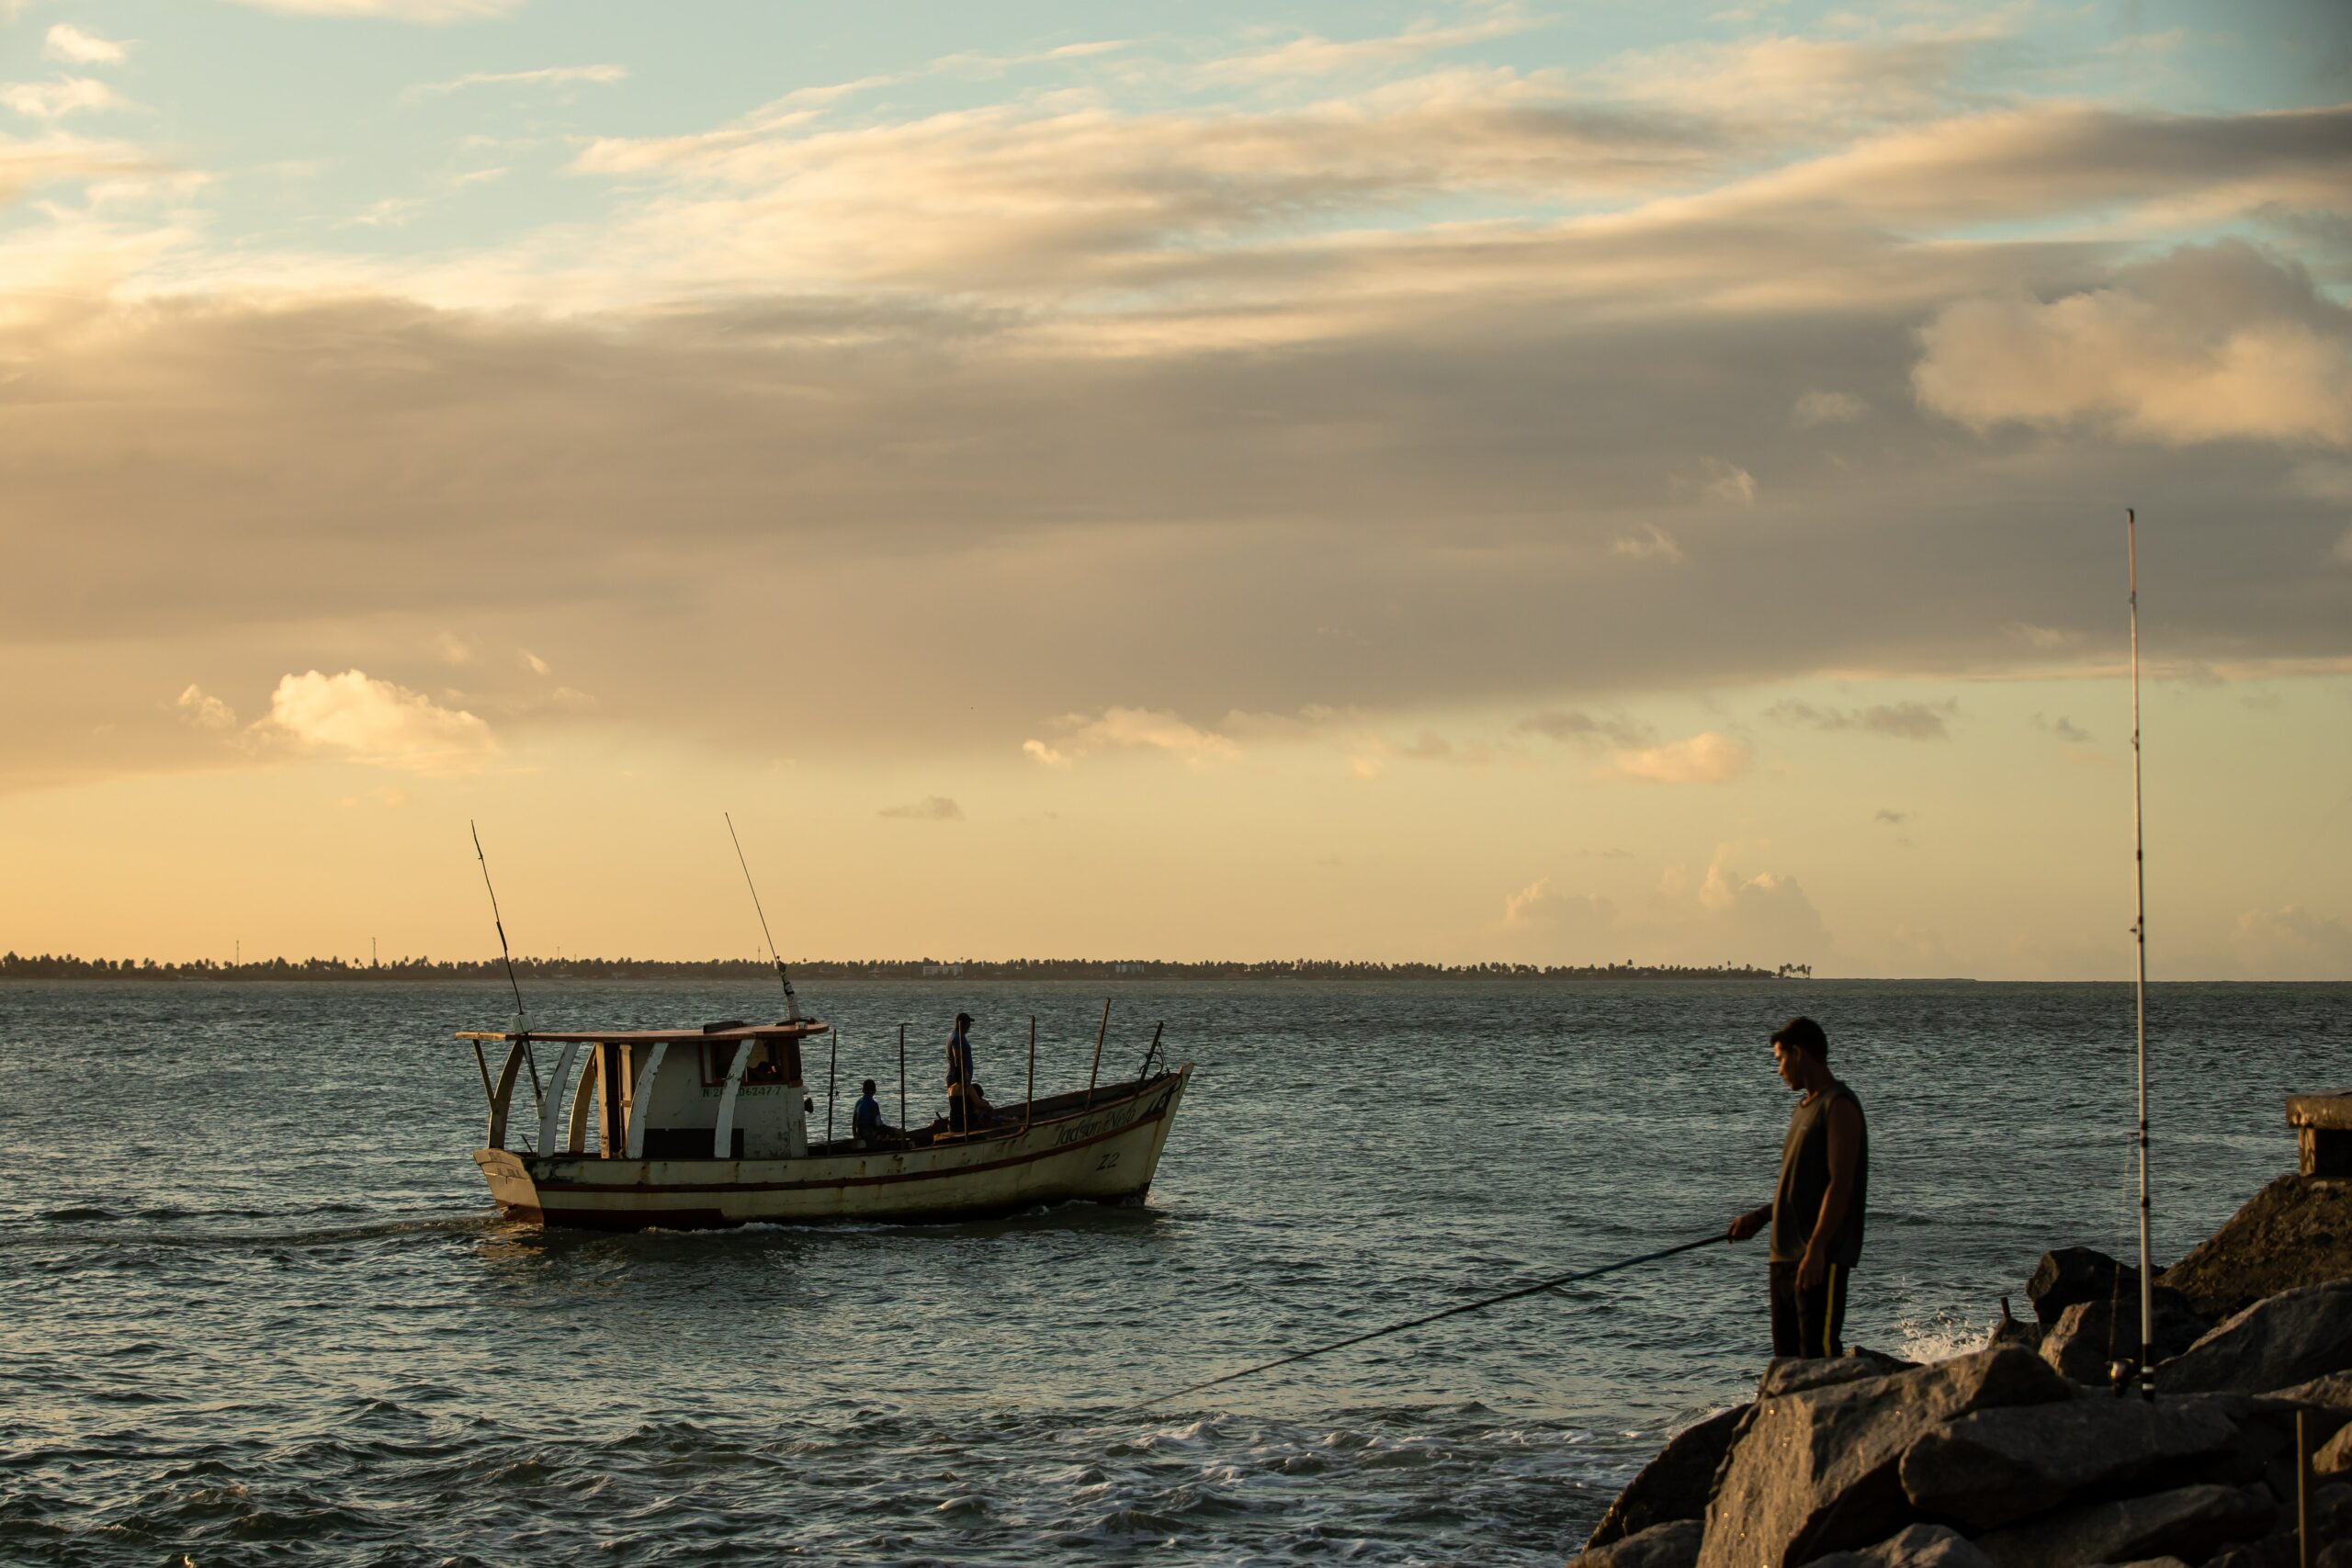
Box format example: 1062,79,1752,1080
458,1018,1193,1231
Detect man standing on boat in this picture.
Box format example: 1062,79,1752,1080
945,1012,993,1133
1725,1016,1869,1359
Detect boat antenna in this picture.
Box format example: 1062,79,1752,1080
470,820,545,1134
725,811,800,1023
2129,509,2154,1400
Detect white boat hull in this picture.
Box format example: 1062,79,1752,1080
473,1066,1191,1231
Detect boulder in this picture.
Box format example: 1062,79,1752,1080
1696,1348,2068,1568
2037,1292,2210,1385
2161,1280,2352,1395
1568,1518,1702,1568
1972,1483,2276,1568
2320,1420,2352,1475
2199,1481,2352,1568
2162,1175,2352,1320
1897,1393,2245,1529
1758,1350,1917,1402
1805,1524,1995,1568
2028,1247,2143,1329
1986,1298,2038,1352
1584,1404,1748,1550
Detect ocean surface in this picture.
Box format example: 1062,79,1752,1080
2,978,2344,1566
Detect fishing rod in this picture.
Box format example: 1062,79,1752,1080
470,821,545,1143
1134,1233,1726,1411
725,811,801,1023
2129,509,2154,1400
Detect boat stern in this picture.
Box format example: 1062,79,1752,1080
472,1147,547,1224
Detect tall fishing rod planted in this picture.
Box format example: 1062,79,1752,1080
2129,509,2154,1400
470,821,544,1143
725,811,801,1023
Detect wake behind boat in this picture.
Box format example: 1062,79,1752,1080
458,1019,1193,1231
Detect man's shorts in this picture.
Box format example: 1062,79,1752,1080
1769,1259,1850,1359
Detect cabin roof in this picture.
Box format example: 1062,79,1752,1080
454,1021,828,1043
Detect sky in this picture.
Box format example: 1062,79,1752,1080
1,0,2347,979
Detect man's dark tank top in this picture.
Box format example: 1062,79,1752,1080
1770,1080,1868,1266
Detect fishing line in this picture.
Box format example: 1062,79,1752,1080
470,820,543,1148
1134,1233,1726,1411
725,811,800,1024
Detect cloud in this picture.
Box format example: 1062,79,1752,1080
0,78,128,119
44,25,127,66
2031,713,2093,744
1600,731,1751,783
1874,808,1910,824
1497,849,1830,965
1683,458,1758,505
1196,9,1537,83
1916,242,2352,448
1502,875,1618,938
218,0,520,18
264,669,496,772
1613,525,1686,564
2227,905,2352,979
1033,706,1240,767
1768,698,1956,739
175,684,236,730
405,63,628,100
1792,389,1866,426
520,649,549,675
878,795,964,821
1518,710,1652,747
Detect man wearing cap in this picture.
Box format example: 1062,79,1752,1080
1725,1016,1869,1358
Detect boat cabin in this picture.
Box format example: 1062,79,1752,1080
457,1020,829,1160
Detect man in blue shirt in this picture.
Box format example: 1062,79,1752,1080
852,1078,898,1146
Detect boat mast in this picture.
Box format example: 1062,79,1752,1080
725,811,801,1023
2129,509,2154,1399
470,821,545,1134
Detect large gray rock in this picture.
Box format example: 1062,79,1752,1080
2028,1247,2142,1329
2038,1292,2210,1385
1696,1348,2068,1568
2163,1175,2352,1320
1568,1518,1702,1568
2320,1420,2352,1474
1584,1404,1748,1550
1758,1350,1917,1402
1898,1393,2245,1529
1806,1524,1995,1568
2200,1481,2352,1568
2161,1280,2352,1395
1973,1483,2275,1568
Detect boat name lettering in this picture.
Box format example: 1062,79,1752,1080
1053,1106,1136,1147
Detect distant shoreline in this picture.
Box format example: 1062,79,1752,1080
1,953,1815,983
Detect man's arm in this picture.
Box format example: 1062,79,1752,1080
1797,1098,1863,1288
1726,1202,1772,1242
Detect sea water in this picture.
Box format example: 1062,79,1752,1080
2,978,2343,1565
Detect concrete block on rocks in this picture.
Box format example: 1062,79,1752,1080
1897,1393,2244,1529
2038,1293,2209,1385
1973,1483,2276,1568
1805,1524,1995,1568
1584,1405,1748,1551
1697,1348,2068,1568
1568,1518,1702,1568
2161,1280,2352,1395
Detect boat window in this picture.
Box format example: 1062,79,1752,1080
703,1042,740,1086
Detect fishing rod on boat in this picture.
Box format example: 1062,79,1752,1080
469,821,545,1143
2128,509,2155,1401
724,811,801,1025
1133,1233,1727,1411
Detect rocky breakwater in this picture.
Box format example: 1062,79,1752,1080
1570,1168,2352,1568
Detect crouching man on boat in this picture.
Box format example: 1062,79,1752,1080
1724,1016,1869,1359
853,1079,900,1148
